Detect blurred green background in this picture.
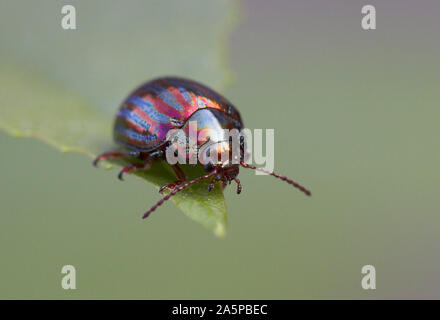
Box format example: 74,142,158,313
1,0,439,299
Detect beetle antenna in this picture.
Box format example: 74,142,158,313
240,162,311,196
142,169,218,219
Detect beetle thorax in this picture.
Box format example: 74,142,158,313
168,108,243,168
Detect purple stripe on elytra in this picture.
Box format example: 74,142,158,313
128,96,170,124
117,109,151,131
172,80,205,99
115,125,157,143
147,84,184,111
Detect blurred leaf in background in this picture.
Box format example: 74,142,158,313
0,0,238,236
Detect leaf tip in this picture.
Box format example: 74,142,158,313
214,223,227,238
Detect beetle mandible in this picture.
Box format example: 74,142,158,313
94,77,311,218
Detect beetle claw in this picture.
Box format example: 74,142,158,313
159,184,173,194
234,178,242,194
118,163,145,181
93,152,125,167
159,181,183,194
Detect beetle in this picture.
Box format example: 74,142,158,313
94,77,311,218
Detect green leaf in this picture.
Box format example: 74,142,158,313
0,0,237,237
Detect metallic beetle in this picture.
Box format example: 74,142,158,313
94,77,310,218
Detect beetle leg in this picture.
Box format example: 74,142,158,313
118,164,142,180
159,164,187,194
143,169,218,219
117,159,153,181
93,152,127,166
234,178,242,194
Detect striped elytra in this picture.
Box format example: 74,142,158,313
94,77,311,219
113,77,242,152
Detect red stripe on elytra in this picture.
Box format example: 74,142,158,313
136,87,183,120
